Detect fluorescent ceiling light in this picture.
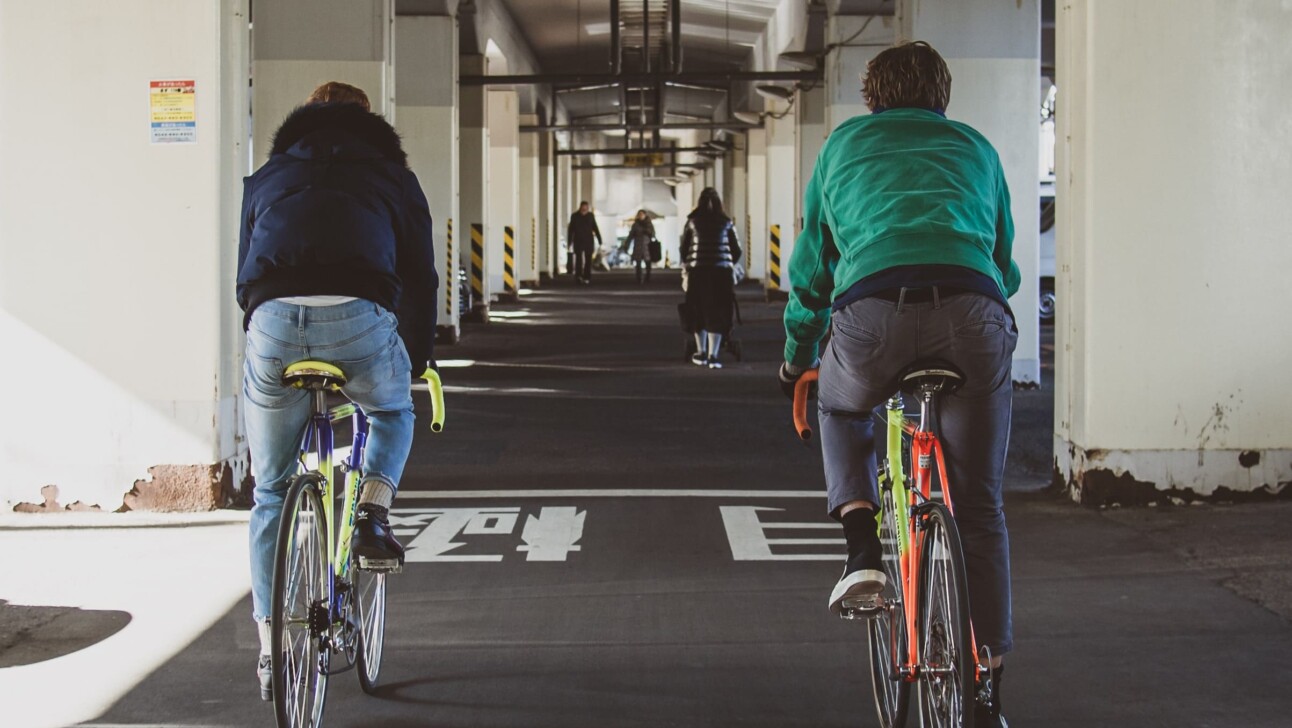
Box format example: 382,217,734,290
732,111,762,125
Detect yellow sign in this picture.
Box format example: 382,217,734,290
150,80,196,143
624,153,664,167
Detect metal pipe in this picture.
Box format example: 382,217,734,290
523,121,760,132
610,0,621,75
462,70,820,86
555,145,715,156
573,163,706,170
670,0,681,73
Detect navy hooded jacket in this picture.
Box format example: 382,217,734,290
236,102,438,368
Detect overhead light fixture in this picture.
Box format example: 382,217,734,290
732,111,763,125
697,149,723,157
703,140,731,151
756,84,796,103
778,51,819,71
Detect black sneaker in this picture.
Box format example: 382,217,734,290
257,654,272,701
691,352,708,366
353,504,405,572
829,519,885,615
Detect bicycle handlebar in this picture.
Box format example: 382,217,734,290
792,369,820,441
419,368,446,433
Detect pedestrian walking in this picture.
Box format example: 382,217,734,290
567,201,602,284
680,188,741,369
628,209,656,284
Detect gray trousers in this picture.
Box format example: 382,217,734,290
818,292,1018,655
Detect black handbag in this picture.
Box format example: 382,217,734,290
649,239,662,263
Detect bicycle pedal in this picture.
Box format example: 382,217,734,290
839,595,885,619
357,556,403,573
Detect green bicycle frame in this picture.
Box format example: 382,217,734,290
884,395,912,559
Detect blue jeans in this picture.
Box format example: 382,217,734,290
817,293,1018,655
244,298,414,621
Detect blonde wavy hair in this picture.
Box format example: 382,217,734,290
306,81,371,111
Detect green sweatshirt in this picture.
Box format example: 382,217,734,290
783,108,1021,367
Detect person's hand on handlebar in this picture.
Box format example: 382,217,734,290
778,360,819,400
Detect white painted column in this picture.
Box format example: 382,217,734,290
797,85,828,237
901,0,1041,385
395,15,459,342
537,131,555,280
745,128,768,282
459,55,490,320
1054,0,1292,504
252,0,394,164
825,14,897,132
0,0,250,511
557,155,573,274
765,103,798,297
518,114,540,287
487,89,519,300
728,142,748,278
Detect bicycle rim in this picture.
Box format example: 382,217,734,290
271,474,332,728
354,565,387,693
867,488,910,728
916,504,974,728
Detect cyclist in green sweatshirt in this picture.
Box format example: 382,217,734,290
778,41,1018,727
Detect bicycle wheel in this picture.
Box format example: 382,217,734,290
353,564,387,693
867,487,910,727
915,503,974,728
271,473,332,728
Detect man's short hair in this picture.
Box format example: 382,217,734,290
306,81,371,112
579,201,589,207
862,41,951,113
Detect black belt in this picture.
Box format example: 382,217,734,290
871,285,970,305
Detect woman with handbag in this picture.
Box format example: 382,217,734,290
681,188,742,368
628,209,656,284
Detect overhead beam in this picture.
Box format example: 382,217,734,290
522,121,758,132
572,163,707,170
462,70,822,86
555,146,717,156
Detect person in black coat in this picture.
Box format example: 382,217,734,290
236,82,436,698
567,201,602,284
681,188,742,369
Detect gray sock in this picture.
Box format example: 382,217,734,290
695,330,709,356
358,478,395,510
707,332,723,358
256,618,272,656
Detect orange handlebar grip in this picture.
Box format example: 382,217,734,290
792,369,820,441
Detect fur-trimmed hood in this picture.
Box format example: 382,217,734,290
269,102,407,167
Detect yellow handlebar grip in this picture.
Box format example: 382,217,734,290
420,368,446,432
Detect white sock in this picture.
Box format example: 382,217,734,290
694,331,709,356
358,478,395,510
707,332,723,358
257,618,272,656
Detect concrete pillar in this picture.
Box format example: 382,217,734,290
459,55,490,320
1,0,250,511
1054,0,1292,504
797,85,828,252
537,131,555,280
901,0,1041,385
518,114,540,287
745,128,768,282
825,14,897,132
487,90,519,301
252,0,394,164
396,14,459,342
557,154,573,274
728,142,748,278
765,102,798,298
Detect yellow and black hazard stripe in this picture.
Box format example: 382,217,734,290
503,226,517,294
769,224,782,290
470,223,485,297
445,219,454,316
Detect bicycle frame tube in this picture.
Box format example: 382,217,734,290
333,408,368,579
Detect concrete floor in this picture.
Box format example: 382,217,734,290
3,270,1291,727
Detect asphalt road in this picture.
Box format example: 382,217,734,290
85,271,1292,727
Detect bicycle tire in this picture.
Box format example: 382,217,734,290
915,503,975,728
354,563,387,693
271,473,332,728
867,487,911,727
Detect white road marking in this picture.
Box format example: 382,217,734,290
720,506,844,561
397,489,823,499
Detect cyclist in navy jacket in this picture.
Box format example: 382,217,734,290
236,82,436,701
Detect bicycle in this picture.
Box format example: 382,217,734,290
270,363,445,728
793,363,991,728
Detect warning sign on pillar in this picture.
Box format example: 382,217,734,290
149,80,196,144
